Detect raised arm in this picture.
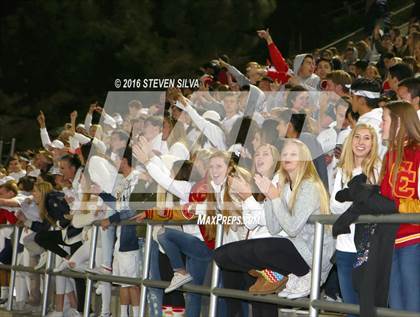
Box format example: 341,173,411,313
257,28,289,74
37,111,52,149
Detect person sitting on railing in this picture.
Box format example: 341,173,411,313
214,144,283,315
215,140,335,317
132,149,243,317
380,101,420,313
330,123,381,317
131,146,214,317
32,154,84,317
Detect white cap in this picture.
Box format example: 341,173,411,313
0,176,15,185
103,113,117,129
27,169,41,178
50,140,65,149
76,123,86,130
113,113,123,125
49,166,62,176
202,110,221,122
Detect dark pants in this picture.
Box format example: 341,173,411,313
214,238,310,317
34,230,85,312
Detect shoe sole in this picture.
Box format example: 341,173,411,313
164,276,193,293
286,291,310,299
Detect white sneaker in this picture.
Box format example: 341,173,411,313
85,265,112,275
164,272,193,293
64,307,81,317
53,259,70,273
35,252,48,270
46,311,64,317
284,272,311,299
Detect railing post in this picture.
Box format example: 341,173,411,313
309,222,324,317
7,225,20,311
0,140,3,165
9,138,16,157
208,221,223,317
139,223,153,317
41,251,54,316
83,225,99,317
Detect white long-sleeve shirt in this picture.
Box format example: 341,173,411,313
145,156,192,204
40,128,52,149
182,101,226,150
144,156,202,241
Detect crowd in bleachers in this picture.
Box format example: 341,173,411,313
0,21,419,317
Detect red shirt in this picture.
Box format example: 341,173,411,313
188,178,215,250
266,43,290,84
380,145,420,248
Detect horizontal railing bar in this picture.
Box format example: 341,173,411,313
5,263,420,315
311,300,420,317
91,219,198,226
4,214,419,230
309,214,420,225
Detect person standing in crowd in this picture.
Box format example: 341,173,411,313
380,101,420,313
331,124,381,317
397,77,420,119
97,147,141,317
6,156,26,182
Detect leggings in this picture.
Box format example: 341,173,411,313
214,238,310,317
34,230,85,312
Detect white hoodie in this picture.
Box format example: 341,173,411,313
293,54,320,91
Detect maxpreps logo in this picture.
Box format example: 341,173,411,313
197,214,242,225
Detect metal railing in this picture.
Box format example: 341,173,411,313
1,214,420,317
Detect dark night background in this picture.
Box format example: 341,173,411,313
0,0,413,151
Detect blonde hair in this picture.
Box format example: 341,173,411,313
90,124,103,140
33,181,53,224
338,124,380,184
252,144,280,177
277,139,330,215
0,180,19,196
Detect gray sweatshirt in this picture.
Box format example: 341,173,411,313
263,179,335,282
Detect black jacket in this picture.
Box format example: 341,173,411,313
333,174,398,317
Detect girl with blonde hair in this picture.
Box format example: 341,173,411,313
330,123,381,316
215,140,335,317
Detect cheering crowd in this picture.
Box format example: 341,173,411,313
0,22,419,317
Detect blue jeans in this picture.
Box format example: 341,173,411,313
389,244,420,312
157,228,213,317
336,250,359,317
138,238,162,317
